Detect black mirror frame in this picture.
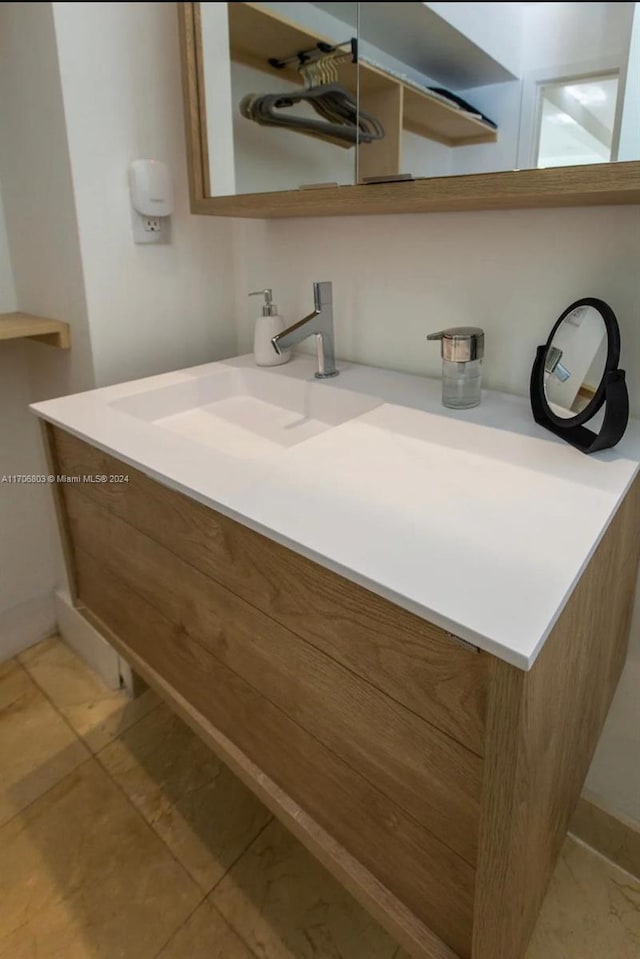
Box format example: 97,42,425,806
530,297,629,454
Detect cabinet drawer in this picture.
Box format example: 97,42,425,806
74,546,474,959
51,426,488,755
64,485,482,866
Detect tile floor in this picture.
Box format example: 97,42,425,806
1,636,638,959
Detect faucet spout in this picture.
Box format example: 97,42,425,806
271,281,338,379
272,309,320,353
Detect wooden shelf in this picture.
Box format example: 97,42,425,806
227,2,497,150
189,161,640,219
0,312,71,349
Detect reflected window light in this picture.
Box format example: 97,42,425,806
565,85,607,106
536,73,618,169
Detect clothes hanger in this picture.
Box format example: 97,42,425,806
240,43,385,147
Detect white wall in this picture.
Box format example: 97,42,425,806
522,1,634,72
0,193,49,660
0,3,94,402
235,206,640,415
51,0,237,388
449,80,522,175
233,204,640,824
425,2,524,79
586,593,640,823
0,189,16,312
0,1,239,664
0,2,88,659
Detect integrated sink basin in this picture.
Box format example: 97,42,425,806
111,366,382,458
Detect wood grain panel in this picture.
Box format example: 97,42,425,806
358,85,404,180
473,477,640,959
74,546,474,959
64,485,481,866
178,0,209,209
187,160,640,218
51,427,488,755
0,312,70,349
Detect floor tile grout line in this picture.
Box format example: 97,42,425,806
15,649,91,740
92,748,273,958
90,744,205,893
11,648,431,958
0,753,97,834
3,653,263,958
10,650,201,895
211,899,263,959
92,702,166,761
199,817,279,959
205,814,275,897
18,640,164,756
0,657,99,833
91,724,274,899
13,640,272,902
148,890,210,959
2,655,161,834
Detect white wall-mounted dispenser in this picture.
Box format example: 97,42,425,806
128,159,173,244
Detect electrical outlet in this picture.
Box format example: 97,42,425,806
131,208,167,244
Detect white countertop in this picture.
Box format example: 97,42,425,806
31,354,640,671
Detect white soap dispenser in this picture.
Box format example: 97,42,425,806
250,289,290,366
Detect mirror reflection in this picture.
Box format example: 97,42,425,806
355,0,637,183
544,306,608,419
537,75,619,168
200,2,358,196
198,2,639,196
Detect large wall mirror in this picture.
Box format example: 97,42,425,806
180,2,640,215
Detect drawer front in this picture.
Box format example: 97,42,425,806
74,545,474,959
51,427,488,755
64,485,481,866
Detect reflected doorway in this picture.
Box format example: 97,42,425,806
536,74,620,168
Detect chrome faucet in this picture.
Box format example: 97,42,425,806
271,281,338,378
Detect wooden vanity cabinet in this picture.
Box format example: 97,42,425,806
47,424,640,959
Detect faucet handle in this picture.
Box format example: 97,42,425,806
313,281,333,310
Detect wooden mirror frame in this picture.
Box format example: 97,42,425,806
178,1,640,219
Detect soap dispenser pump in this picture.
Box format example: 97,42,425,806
250,289,290,367
427,327,484,409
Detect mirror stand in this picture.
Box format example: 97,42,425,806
530,346,629,454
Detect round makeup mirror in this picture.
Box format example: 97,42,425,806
544,304,609,421
530,297,629,454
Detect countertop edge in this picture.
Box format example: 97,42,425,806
31,357,640,673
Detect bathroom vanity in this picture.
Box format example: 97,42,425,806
33,356,640,959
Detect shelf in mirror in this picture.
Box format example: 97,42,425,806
180,4,640,218
227,2,497,152
0,312,71,349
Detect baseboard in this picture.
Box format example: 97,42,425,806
570,794,640,879
54,589,122,690
0,590,56,662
